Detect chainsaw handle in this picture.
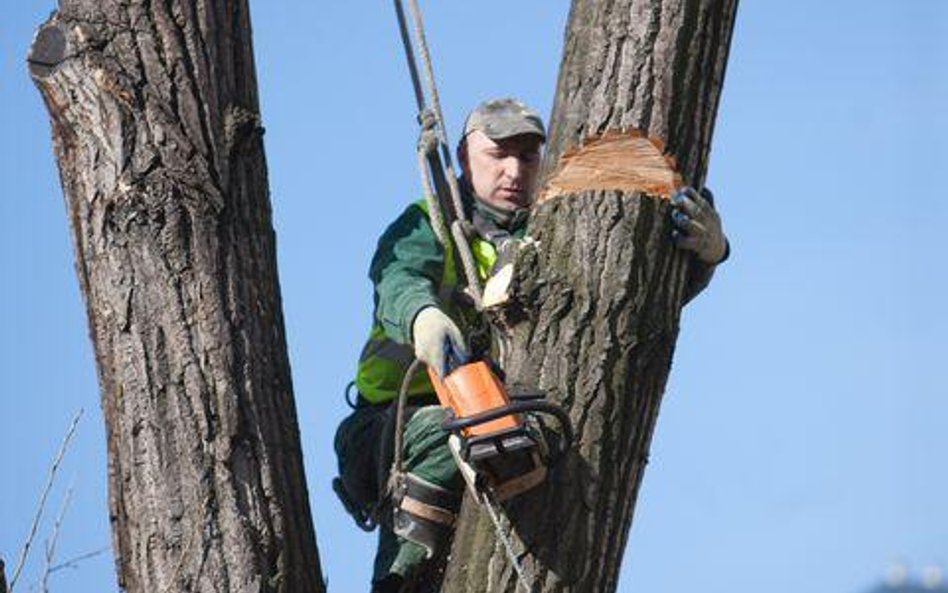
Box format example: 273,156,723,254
508,390,545,401
442,338,471,377
442,400,574,461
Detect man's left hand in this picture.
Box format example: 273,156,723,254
671,187,728,265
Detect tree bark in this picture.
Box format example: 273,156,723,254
442,1,738,591
28,2,324,591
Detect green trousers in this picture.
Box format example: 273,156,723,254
334,400,462,582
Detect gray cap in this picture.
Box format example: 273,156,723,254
462,97,546,142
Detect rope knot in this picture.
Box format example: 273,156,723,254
417,108,440,156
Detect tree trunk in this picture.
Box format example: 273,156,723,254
28,2,324,591
442,1,738,591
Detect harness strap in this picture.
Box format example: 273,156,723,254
391,472,462,559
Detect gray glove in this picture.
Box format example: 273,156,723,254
671,187,728,264
411,306,469,378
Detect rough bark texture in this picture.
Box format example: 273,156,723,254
28,2,324,591
442,1,737,591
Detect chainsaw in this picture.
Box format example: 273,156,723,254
427,347,573,503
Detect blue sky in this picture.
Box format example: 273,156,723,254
2,2,946,592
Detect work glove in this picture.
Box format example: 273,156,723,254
412,306,469,378
671,186,729,265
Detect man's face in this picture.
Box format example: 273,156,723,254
460,130,543,211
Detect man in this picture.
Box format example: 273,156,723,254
334,98,728,592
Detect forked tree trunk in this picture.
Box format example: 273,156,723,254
442,1,738,591
28,2,324,591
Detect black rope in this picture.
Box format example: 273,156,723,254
343,381,359,409
392,0,425,113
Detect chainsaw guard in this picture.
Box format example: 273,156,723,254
448,424,548,503
429,360,574,503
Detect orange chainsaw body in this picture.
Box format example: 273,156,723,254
427,360,548,501
427,361,519,437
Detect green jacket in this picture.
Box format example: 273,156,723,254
371,201,519,343
355,185,520,403
355,187,717,403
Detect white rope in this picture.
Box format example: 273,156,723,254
483,493,534,593
395,0,485,307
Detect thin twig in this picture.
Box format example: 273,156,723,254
40,481,74,593
9,409,83,593
47,547,110,575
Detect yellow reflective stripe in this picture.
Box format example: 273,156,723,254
471,238,497,281
357,328,433,403
359,326,414,367
356,352,432,403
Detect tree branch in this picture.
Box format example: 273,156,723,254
47,547,111,575
40,481,74,593
8,409,82,593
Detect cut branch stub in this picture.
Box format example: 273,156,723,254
540,130,683,202
27,22,67,78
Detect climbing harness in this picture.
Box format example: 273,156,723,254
389,2,574,590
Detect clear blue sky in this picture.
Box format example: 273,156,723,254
2,2,946,592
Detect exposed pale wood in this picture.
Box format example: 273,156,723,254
540,131,682,201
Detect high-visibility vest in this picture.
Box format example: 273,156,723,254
354,200,497,404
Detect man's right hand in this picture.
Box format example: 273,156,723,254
412,307,469,378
